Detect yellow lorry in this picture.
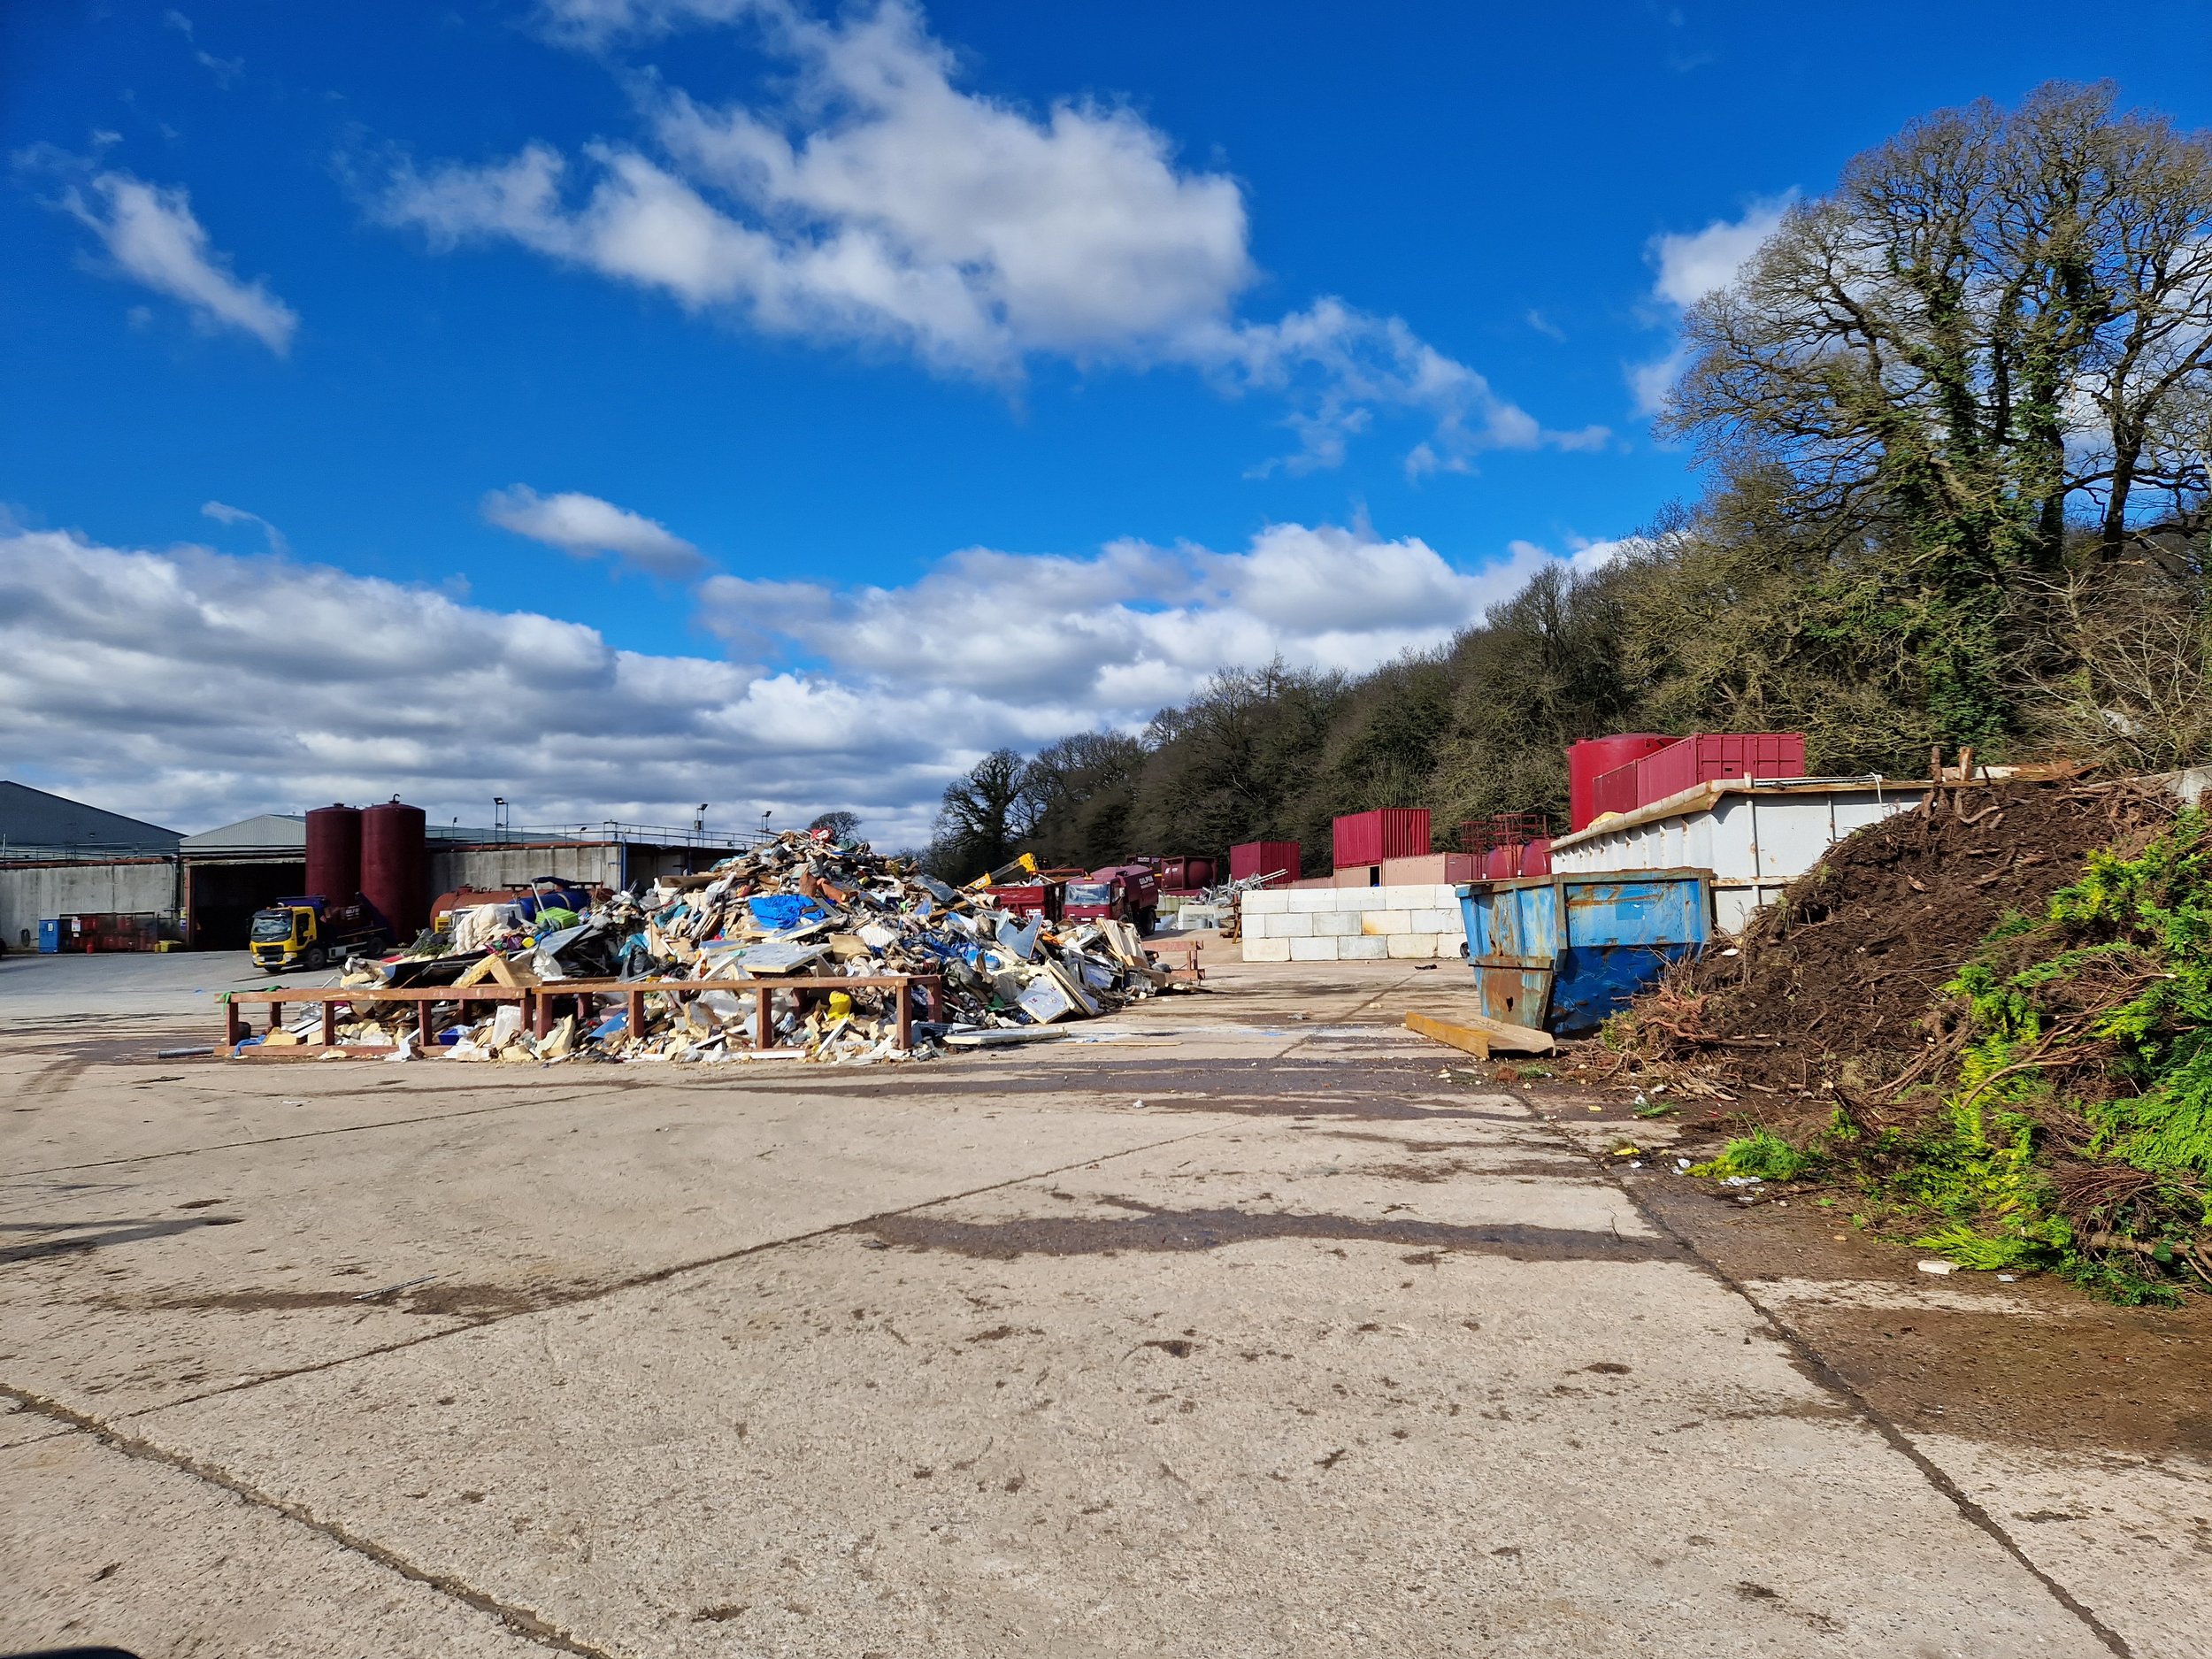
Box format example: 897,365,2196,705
247,895,388,972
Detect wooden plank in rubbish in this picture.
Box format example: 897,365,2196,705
1403,1010,1556,1059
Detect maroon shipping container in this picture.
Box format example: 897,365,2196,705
1566,734,1675,832
362,800,429,941
1634,733,1807,806
306,803,363,905
1229,841,1300,884
1333,810,1431,869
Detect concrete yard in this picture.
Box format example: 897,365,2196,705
1,944,2200,1656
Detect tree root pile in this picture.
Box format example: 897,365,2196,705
1617,780,2212,1302
1613,780,2177,1100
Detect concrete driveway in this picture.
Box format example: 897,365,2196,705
0,949,2184,1656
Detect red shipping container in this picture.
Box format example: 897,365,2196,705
1333,810,1431,869
1229,841,1300,883
1566,734,1674,832
1591,762,1642,821
1634,733,1806,806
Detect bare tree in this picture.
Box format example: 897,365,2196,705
930,749,1043,878
1663,83,2212,742
807,810,863,841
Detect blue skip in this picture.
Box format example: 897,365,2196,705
1456,871,1712,1037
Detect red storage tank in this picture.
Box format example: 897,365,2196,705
1481,845,1517,879
1521,837,1552,877
1633,733,1807,806
305,803,363,904
1230,841,1300,883
1333,810,1431,869
1567,735,1674,832
361,800,428,941
1152,856,1217,892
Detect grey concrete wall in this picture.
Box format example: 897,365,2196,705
429,844,625,896
0,861,179,949
427,842,734,898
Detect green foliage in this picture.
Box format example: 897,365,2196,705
1860,811,2212,1299
1691,1128,1824,1182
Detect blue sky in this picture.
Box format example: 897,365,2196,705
4,0,2208,841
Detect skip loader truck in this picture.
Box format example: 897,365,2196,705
248,895,389,972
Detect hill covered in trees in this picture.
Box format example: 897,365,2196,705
926,84,2212,879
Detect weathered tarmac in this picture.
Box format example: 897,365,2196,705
1,942,2200,1656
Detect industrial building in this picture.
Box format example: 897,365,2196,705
0,781,759,951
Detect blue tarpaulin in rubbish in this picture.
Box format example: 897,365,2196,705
747,894,831,933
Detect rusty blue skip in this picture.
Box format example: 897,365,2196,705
1455,870,1713,1036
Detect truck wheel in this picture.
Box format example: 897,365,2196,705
304,946,327,972
1139,908,1157,936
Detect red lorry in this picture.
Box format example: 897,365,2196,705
1062,864,1161,933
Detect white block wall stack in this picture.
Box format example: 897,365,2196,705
1240,884,1464,963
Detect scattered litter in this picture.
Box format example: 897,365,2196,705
1997,1273,2017,1282
154,1046,211,1059
1916,1260,1958,1276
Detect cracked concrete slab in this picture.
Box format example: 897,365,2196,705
0,953,2176,1656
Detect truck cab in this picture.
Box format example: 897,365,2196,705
1063,865,1161,933
248,895,386,972
249,903,325,971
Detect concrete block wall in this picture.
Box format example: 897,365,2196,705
1240,883,1464,963
0,859,180,949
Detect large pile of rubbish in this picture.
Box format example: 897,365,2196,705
319,831,1192,1064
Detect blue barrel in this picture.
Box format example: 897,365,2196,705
1456,872,1712,1035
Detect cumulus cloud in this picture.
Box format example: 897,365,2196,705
43,165,297,353
373,0,1600,470
0,526,1010,842
699,520,1613,709
0,518,1626,843
482,486,709,579
1630,194,1792,415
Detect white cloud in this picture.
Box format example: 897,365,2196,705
699,519,1610,707
1648,194,1792,309
534,0,757,44
1631,194,1793,414
200,500,288,555
164,11,243,87
52,168,296,353
373,0,1601,471
482,486,709,579
0,518,1627,843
